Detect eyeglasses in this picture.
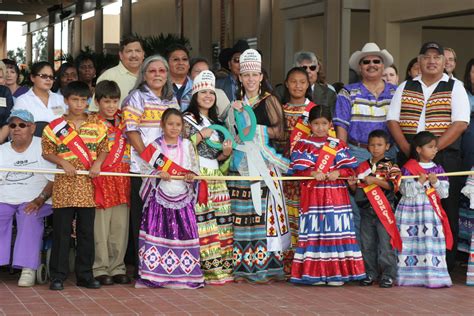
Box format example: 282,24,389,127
9,122,31,129
361,59,382,65
35,74,55,80
301,65,317,71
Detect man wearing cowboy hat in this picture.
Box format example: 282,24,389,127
216,39,250,102
333,42,398,239
387,41,470,272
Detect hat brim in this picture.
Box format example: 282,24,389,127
349,50,394,73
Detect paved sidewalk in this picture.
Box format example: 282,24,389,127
1,267,474,315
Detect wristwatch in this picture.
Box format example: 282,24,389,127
39,192,49,200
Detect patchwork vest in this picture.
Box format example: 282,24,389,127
399,78,454,136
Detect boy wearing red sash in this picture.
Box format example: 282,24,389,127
91,81,131,285
42,81,108,291
348,130,401,288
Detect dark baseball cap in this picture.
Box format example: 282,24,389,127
419,42,444,55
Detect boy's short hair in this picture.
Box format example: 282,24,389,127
368,129,390,144
95,80,121,101
63,81,92,99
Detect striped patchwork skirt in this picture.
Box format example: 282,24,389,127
228,172,286,283
290,180,366,284
396,196,452,288
137,188,204,289
195,167,234,284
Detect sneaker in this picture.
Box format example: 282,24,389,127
18,268,36,287
327,281,344,286
359,276,374,286
379,277,393,288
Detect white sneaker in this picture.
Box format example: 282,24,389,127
18,268,36,287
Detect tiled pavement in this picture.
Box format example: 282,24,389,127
1,267,474,315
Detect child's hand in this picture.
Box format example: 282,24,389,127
160,171,171,181
222,140,233,156
60,160,77,176
311,171,326,181
418,173,427,184
327,170,340,181
428,173,438,186
183,173,195,183
347,176,358,186
364,176,376,185
89,163,101,178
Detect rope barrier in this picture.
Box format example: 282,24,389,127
1,167,473,181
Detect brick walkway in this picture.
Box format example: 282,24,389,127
1,267,474,315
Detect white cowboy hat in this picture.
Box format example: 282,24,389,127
348,43,394,72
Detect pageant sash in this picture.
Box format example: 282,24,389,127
357,162,402,251
95,113,127,209
100,113,127,172
140,143,190,175
314,137,339,174
403,159,453,250
300,137,339,212
49,117,93,169
289,100,317,151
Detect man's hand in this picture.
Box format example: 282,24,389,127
60,160,76,176
24,197,45,214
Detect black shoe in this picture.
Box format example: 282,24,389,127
359,276,374,286
77,278,101,289
50,279,64,291
379,277,393,288
95,275,114,285
112,274,131,284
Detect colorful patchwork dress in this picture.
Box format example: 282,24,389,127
289,136,365,284
225,94,291,283
396,162,452,288
183,113,234,284
136,137,204,289
460,167,474,286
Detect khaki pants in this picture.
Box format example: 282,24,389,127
93,204,129,277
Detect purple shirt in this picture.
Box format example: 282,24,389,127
333,82,396,145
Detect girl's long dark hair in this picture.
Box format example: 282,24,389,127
281,67,312,104
463,58,474,95
185,92,219,124
308,104,332,123
409,131,437,161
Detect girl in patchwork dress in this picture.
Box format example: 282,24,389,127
183,70,234,284
136,108,204,289
290,106,365,286
396,131,452,288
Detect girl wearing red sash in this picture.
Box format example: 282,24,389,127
290,106,365,286
397,131,452,288
136,109,204,289
280,67,314,274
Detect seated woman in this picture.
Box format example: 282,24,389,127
0,109,55,287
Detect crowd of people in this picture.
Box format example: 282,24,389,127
0,36,473,291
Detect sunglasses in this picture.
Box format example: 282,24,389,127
361,59,382,65
36,73,55,80
9,122,31,129
301,65,317,71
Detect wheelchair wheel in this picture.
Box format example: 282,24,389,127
36,264,48,284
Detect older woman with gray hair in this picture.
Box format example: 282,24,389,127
121,55,180,277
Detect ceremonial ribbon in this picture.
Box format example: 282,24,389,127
403,159,453,250
356,161,402,251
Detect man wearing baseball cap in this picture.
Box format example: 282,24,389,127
387,41,470,272
0,109,55,287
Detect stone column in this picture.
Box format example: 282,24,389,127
324,0,342,83
26,32,33,65
121,0,132,38
198,0,212,62
257,0,272,76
